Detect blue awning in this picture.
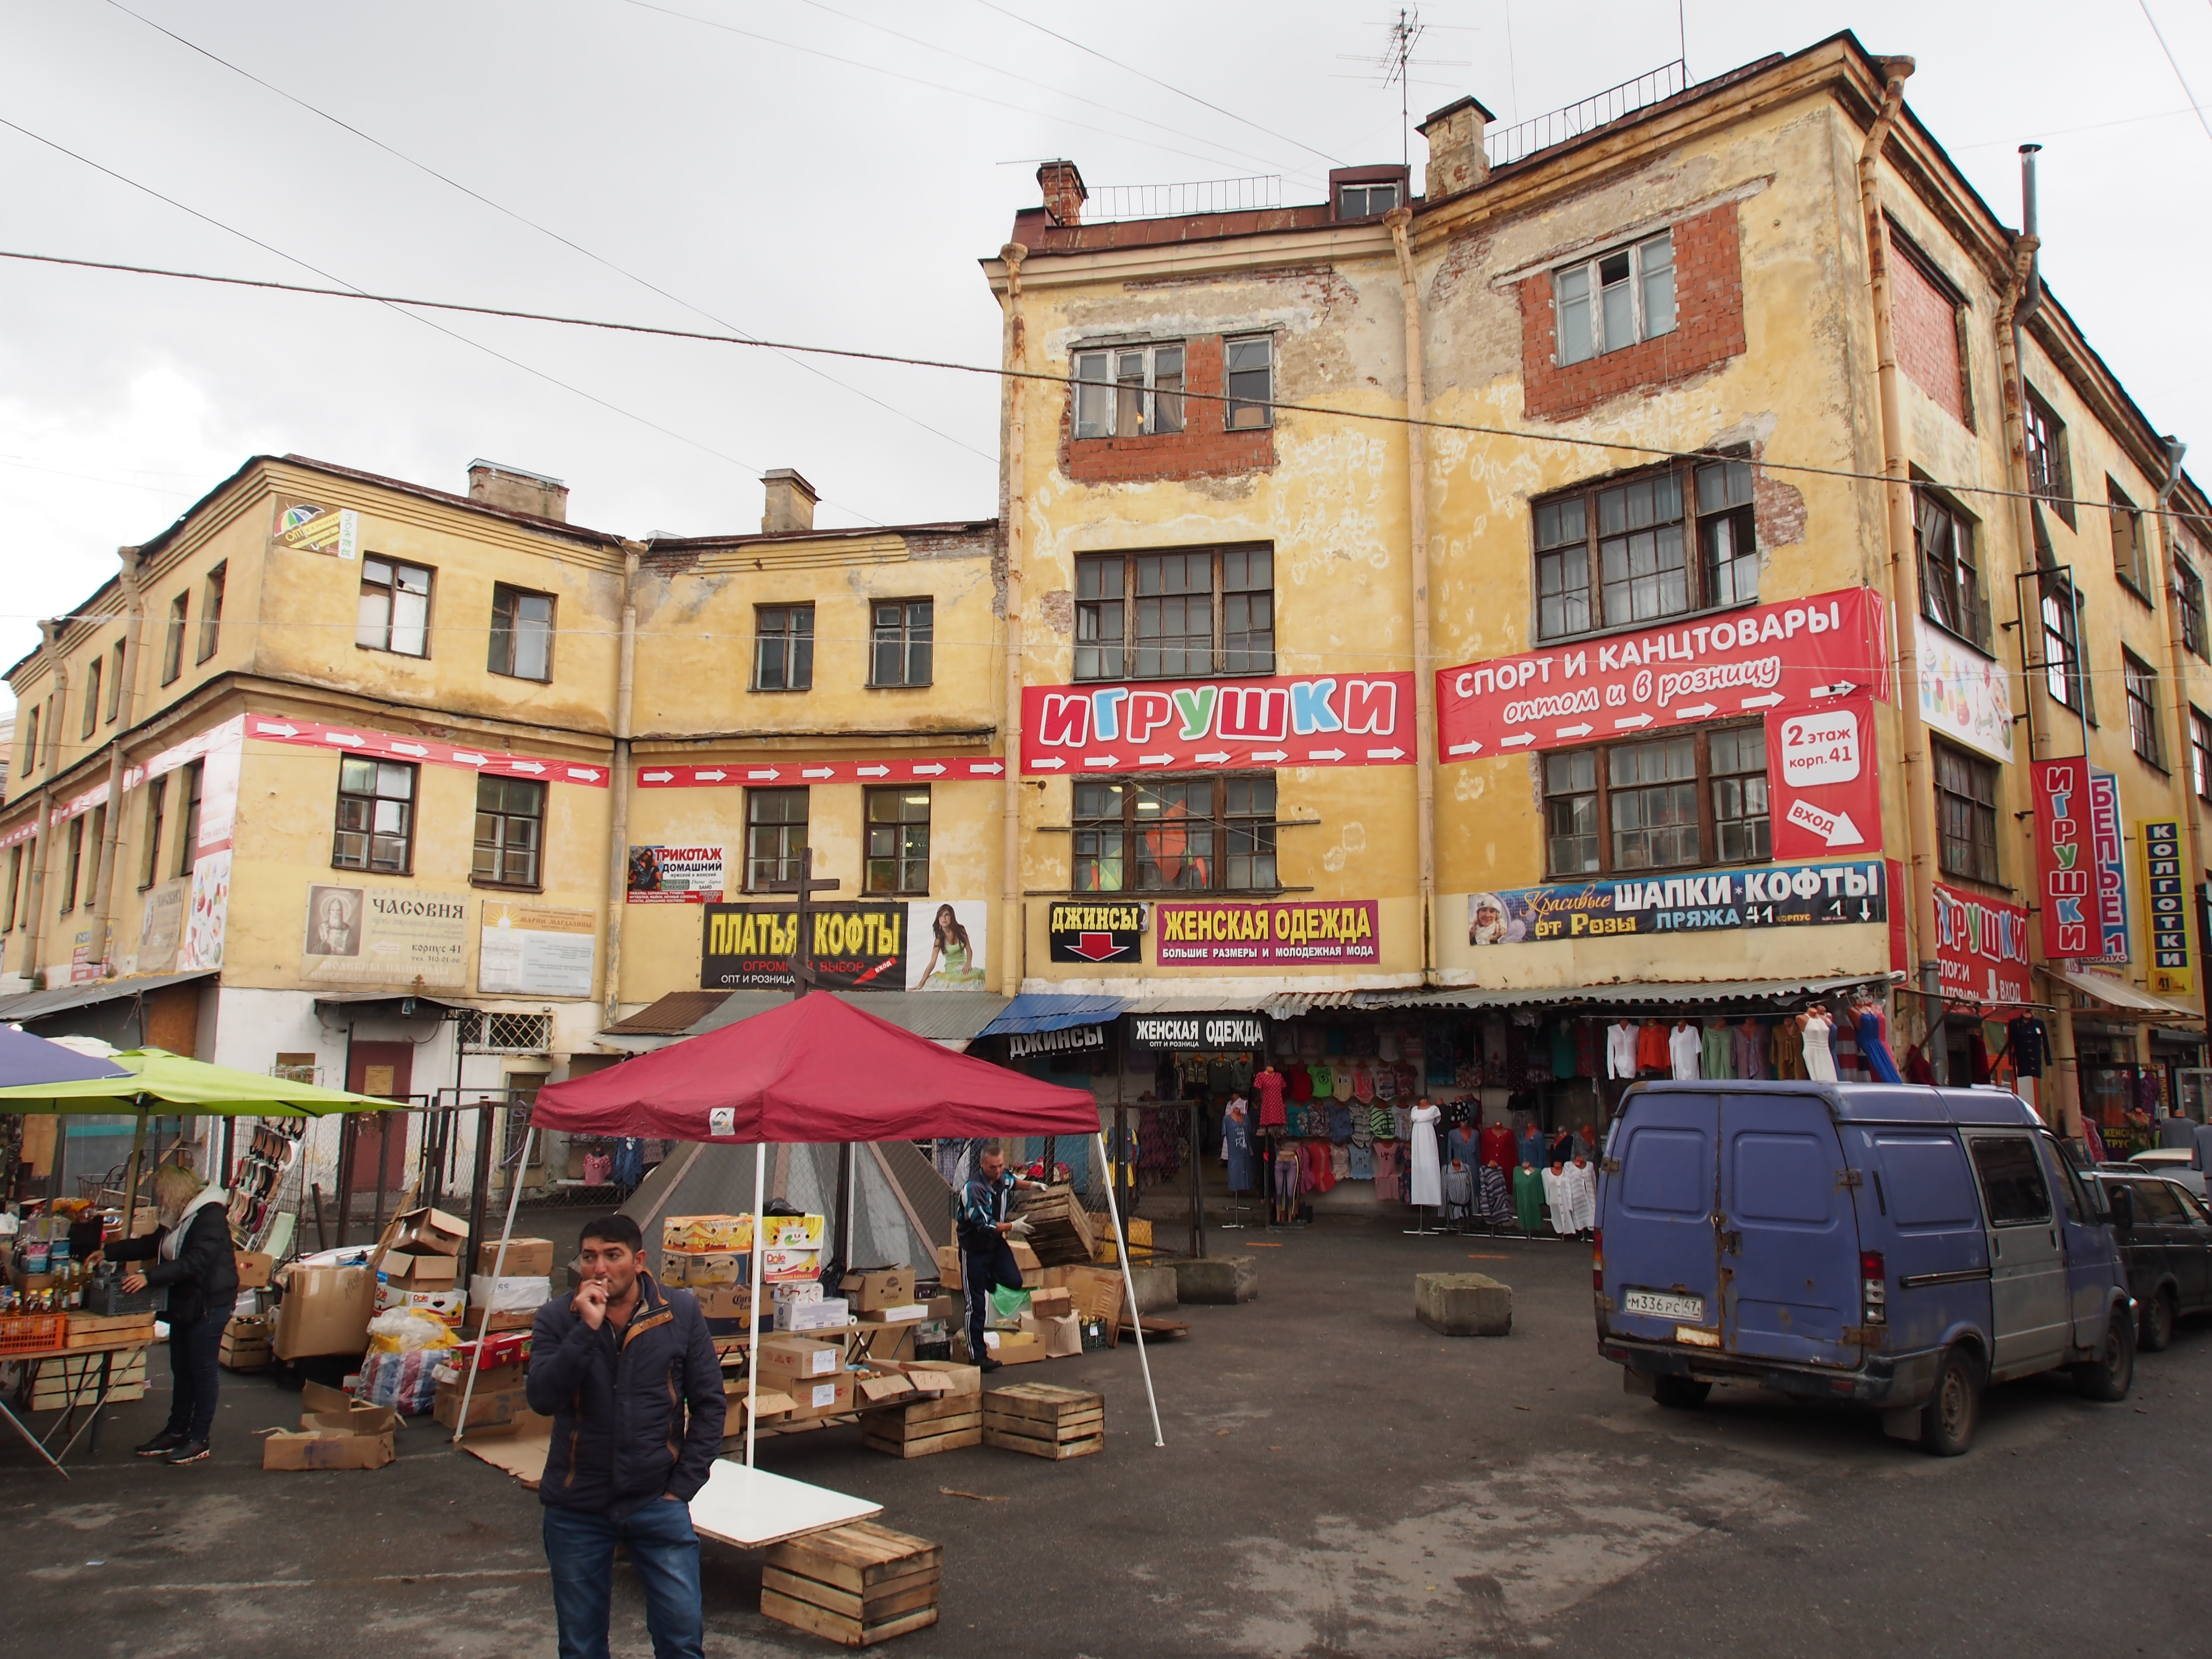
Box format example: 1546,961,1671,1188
978,994,1129,1036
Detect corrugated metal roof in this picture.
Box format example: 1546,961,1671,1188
977,995,1128,1036
604,991,731,1036
1118,994,1278,1015
0,969,215,1024
1263,975,1893,1018
686,990,1010,1044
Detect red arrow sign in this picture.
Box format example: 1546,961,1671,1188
1067,932,1132,962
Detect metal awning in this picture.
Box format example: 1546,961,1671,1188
1264,974,1895,1019
311,991,469,1014
1118,994,1278,1015
0,969,215,1024
686,990,1010,1045
977,995,1128,1036
604,991,732,1036
2044,966,2205,1026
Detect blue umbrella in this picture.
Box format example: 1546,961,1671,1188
0,1026,129,1088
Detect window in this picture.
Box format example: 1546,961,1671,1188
2040,574,2094,719
869,601,934,687
2024,388,2073,526
140,775,167,888
2182,560,2209,660
2194,708,2212,803
1533,458,1755,641
2128,1177,2186,1225
2125,652,2164,769
488,585,554,681
1071,775,1276,893
1555,231,1676,366
864,788,930,895
61,815,84,913
1968,1135,2052,1226
1935,741,2001,884
84,805,105,907
1224,336,1274,430
1337,180,1399,217
1540,727,1769,876
331,757,415,873
473,776,544,887
197,563,226,662
745,788,809,890
2,845,20,932
753,605,814,692
20,704,37,777
1074,547,1274,680
174,760,203,878
161,592,188,685
2110,482,2152,598
106,640,124,722
357,558,432,657
1072,342,1185,439
1916,490,1991,652
80,654,102,740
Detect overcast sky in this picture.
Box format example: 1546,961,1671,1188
5,0,2210,713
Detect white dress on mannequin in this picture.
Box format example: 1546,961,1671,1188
1408,1102,1443,1207
1803,1011,1838,1082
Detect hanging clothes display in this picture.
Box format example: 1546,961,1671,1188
1513,1161,1545,1233
1478,1120,1513,1170
1479,1164,1515,1228
1802,1009,1838,1082
1733,1019,1768,1080
1669,1022,1703,1081
1700,1022,1734,1080
1273,1142,1303,1223
1636,1021,1671,1074
1252,1063,1287,1128
1540,1163,1575,1237
1442,1160,1474,1221
1407,1100,1443,1207
1772,1018,1806,1080
1556,1155,1598,1236
1607,1021,1639,1081
2009,1017,2049,1078
1372,1138,1405,1203
1517,1124,1546,1172
1854,1005,1901,1084
1222,1099,1254,1191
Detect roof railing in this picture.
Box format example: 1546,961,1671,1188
1079,175,1285,224
1484,59,1689,170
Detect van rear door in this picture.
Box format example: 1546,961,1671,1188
1719,1092,1860,1366
1604,1093,1721,1343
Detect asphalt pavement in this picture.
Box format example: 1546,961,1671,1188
5,1216,2206,1658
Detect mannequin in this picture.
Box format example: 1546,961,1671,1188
1517,1123,1545,1171
1513,1155,1545,1234
1853,995,1901,1083
1802,1006,1838,1082
1606,1020,1639,1081
1252,1061,1287,1130
1733,1017,1767,1080
1540,1159,1573,1237
1407,1099,1443,1208
1221,1096,1254,1193
1559,1148,1598,1239
1668,1021,1703,1081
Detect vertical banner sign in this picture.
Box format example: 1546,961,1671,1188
2088,767,2130,964
2140,820,2194,996
2032,758,2091,961
1767,693,1882,859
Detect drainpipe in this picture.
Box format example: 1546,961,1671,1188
1385,207,1440,983
2154,438,2207,1034
20,621,68,988
998,243,1029,998
599,543,642,1030
86,546,147,975
1857,60,1946,1076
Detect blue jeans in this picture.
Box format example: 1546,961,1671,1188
542,1498,705,1659
163,1313,223,1441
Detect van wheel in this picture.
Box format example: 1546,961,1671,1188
2074,1308,2136,1402
1652,1376,1711,1410
2142,1287,2176,1353
1918,1346,1980,1456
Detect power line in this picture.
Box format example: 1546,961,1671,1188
2136,0,2212,149
970,0,1346,169
5,246,2200,525
100,0,995,469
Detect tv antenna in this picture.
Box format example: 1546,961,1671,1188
1337,8,1468,168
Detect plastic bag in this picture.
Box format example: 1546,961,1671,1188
356,1347,444,1414
989,1285,1031,1322
367,1307,459,1354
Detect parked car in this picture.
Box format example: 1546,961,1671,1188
1596,1082,2135,1457
2085,1172,2212,1350
2123,1148,2206,1199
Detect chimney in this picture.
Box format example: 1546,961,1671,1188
467,459,569,521
761,469,818,535
1036,159,1087,227
1419,96,1496,201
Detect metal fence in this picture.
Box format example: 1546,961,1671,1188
1485,60,1688,170
1082,175,1284,222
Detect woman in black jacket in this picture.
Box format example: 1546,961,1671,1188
93,1162,239,1465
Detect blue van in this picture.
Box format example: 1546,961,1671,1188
1595,1081,2135,1455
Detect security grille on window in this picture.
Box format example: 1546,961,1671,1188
1338,181,1399,217
2040,575,2094,719
864,788,930,895
1541,728,1770,876
2181,560,2209,660
870,601,934,687
1555,231,1676,366
462,1011,553,1054
161,592,188,684
357,558,432,657
1224,336,1274,430
1072,343,1185,438
2193,708,2212,801
1916,490,1991,651
754,605,814,691
1533,458,1756,641
1935,742,2000,884
490,585,555,681
2125,652,2164,768
2024,389,2073,525
745,788,809,890
1075,547,1274,680
333,758,416,873
474,776,546,886
1072,776,1276,893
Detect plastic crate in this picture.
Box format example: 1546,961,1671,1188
0,1314,66,1355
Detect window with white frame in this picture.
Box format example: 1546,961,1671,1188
2125,651,2164,769
1555,231,1676,366
1337,180,1399,218
1073,342,1185,439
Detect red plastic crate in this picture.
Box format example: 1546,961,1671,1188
0,1313,65,1354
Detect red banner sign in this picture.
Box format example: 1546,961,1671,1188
2033,757,2092,960
241,713,610,788
1933,881,2031,1006
1021,672,1417,776
637,756,1007,788
1152,899,1382,968
1767,692,1883,860
1436,587,1890,760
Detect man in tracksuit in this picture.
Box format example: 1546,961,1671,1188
956,1145,1044,1372
529,1214,727,1659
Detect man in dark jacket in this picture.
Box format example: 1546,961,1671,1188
96,1162,239,1465
956,1145,1044,1372
529,1213,726,1659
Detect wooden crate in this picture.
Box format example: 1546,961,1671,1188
982,1382,1103,1460
760,1521,941,1647
23,1351,147,1410
64,1312,157,1349
859,1393,983,1459
1013,1186,1095,1266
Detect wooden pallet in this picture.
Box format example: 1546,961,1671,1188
860,1394,983,1459
760,1521,941,1647
64,1312,157,1349
1013,1186,1096,1266
982,1381,1103,1460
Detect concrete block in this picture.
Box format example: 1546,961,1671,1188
1124,1264,1180,1317
1166,1254,1258,1306
1415,1272,1512,1338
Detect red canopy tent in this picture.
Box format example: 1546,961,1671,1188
463,994,1160,1461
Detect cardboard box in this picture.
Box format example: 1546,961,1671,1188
433,1357,526,1393
775,1297,850,1333
433,1381,531,1430
786,1370,854,1419
860,1322,916,1364
265,1384,397,1470
757,1334,845,1385
772,1280,824,1308
374,1283,467,1326
980,1329,1043,1365
378,1250,458,1289
664,1250,748,1288
761,1214,826,1249
690,1286,754,1322
762,1247,821,1282
859,1303,927,1325
900,1359,982,1396
839,1267,916,1312
389,1206,469,1257
274,1262,376,1359
662,1214,753,1253
475,1237,555,1278
232,1251,276,1290
461,1305,536,1337
1029,1287,1073,1320
468,1274,551,1314
854,1371,916,1406
1040,1313,1084,1358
